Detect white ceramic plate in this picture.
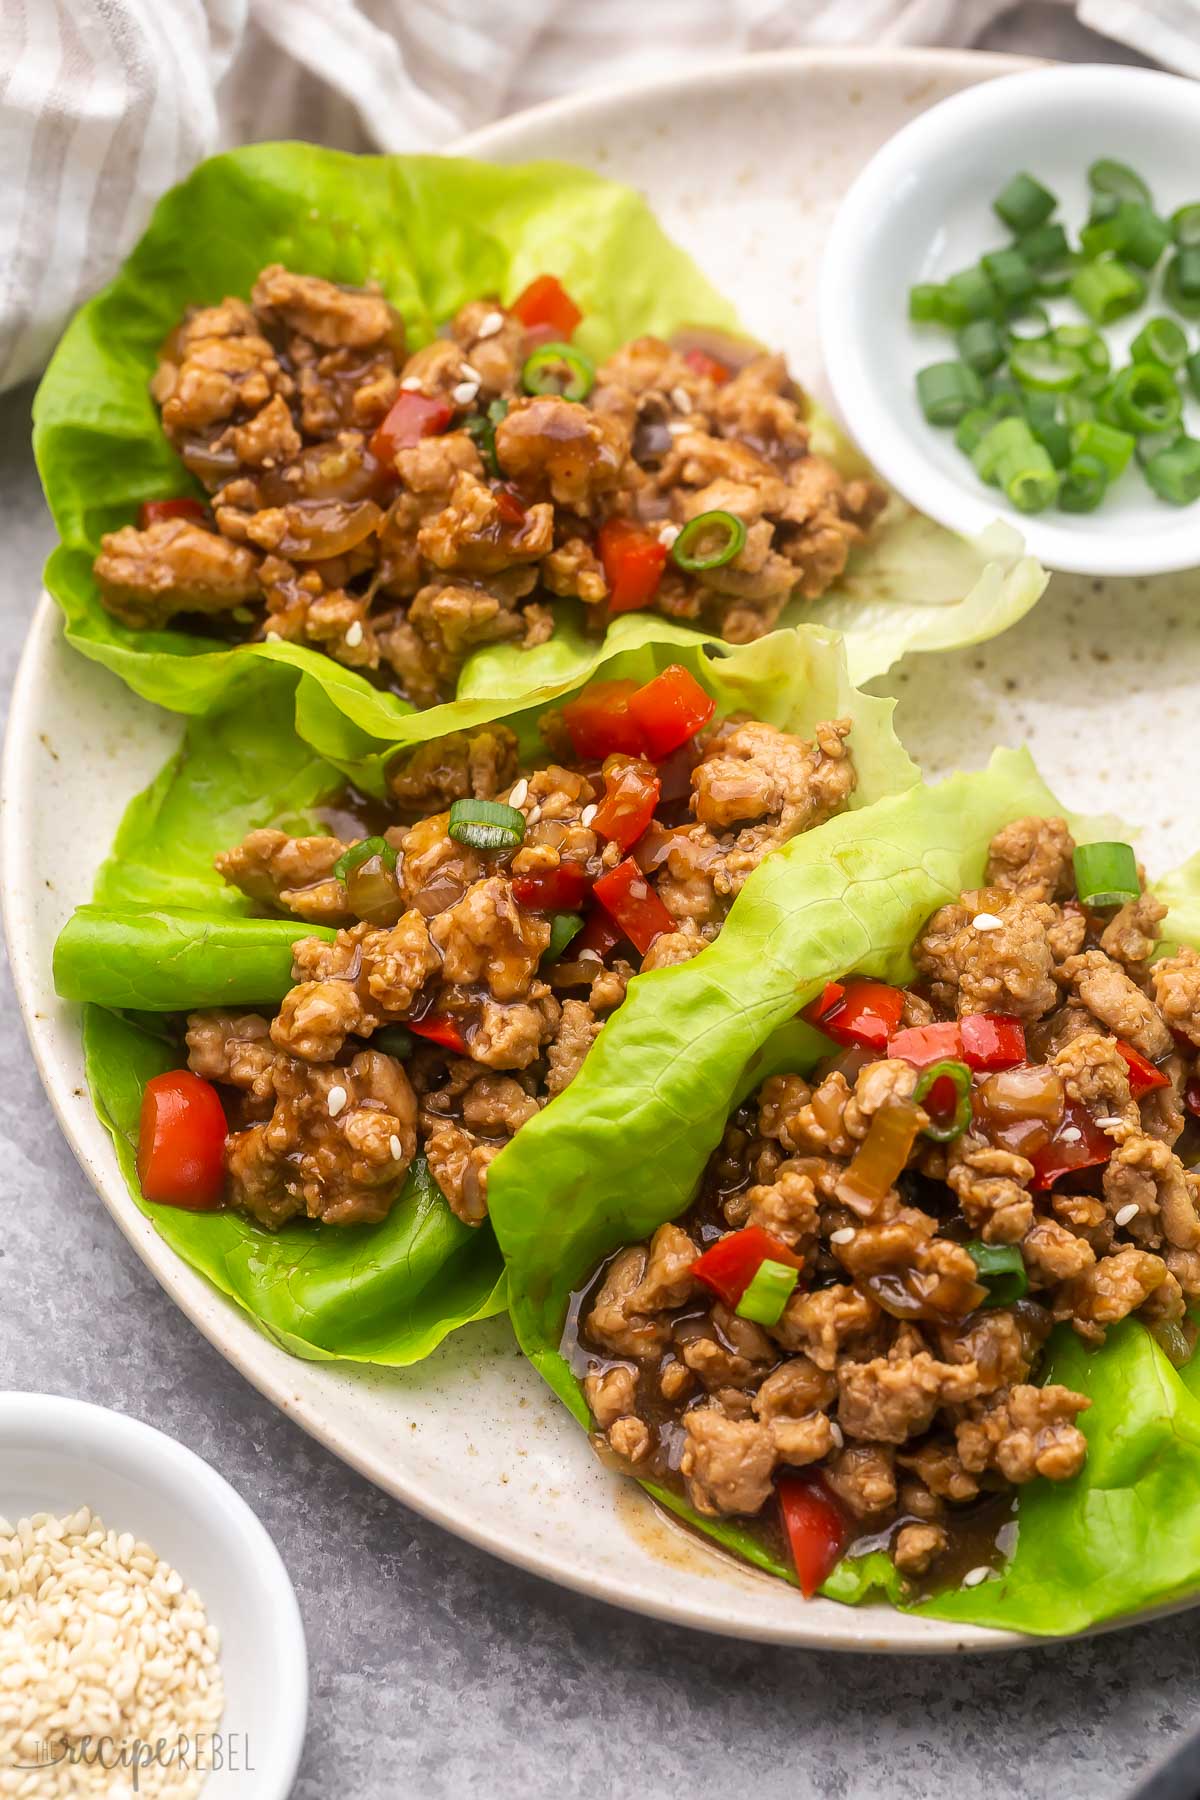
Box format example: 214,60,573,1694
7,47,1200,1653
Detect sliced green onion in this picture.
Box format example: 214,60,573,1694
1051,323,1110,376
914,1060,973,1143
1088,158,1152,208
1164,255,1200,318
967,1242,1029,1309
1116,203,1171,269
1009,339,1086,393
521,342,595,402
1173,247,1200,297
1058,452,1109,513
735,1257,800,1327
956,318,1006,375
333,835,397,881
1187,352,1200,401
1143,435,1200,506
993,172,1056,233
1059,392,1095,428
938,268,1002,326
541,911,584,964
671,509,747,572
1016,222,1069,267
465,397,509,476
1089,190,1121,224
983,381,1025,421
996,441,1059,513
1031,419,1071,470
374,1025,414,1060
1021,390,1058,429
1079,216,1127,261
1006,302,1051,342
1073,841,1139,909
447,798,527,851
972,416,1034,485
1135,428,1183,468
1170,203,1200,248
1130,317,1189,369
980,247,1034,304
909,283,943,323
1069,259,1146,325
954,407,995,456
1108,362,1183,435
1034,253,1079,297
1070,418,1135,481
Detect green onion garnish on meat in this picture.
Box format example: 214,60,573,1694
1073,841,1140,909
447,799,527,851
541,912,585,964
333,836,397,881
671,509,748,572
374,1025,414,1059
914,1059,973,1142
734,1257,799,1327
521,342,595,402
968,1242,1029,1308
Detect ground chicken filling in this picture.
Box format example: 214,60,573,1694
565,816,1200,1596
93,265,887,703
183,692,857,1230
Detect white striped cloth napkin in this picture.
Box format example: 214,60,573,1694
2,0,1197,392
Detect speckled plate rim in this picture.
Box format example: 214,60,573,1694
7,45,1198,1654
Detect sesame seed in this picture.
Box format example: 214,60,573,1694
452,379,479,405
508,777,529,809
526,805,542,825
962,1565,991,1588
400,375,423,391
390,1135,404,1161
829,1226,855,1245
345,620,364,648
971,912,1003,931
1096,1115,1125,1129
1059,1126,1082,1143
828,1422,844,1448
327,1085,348,1118
1114,1202,1140,1227
658,522,680,547
477,310,505,339
670,385,694,413
666,420,691,436
581,804,597,827
459,361,482,383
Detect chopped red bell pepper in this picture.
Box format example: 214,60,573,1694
803,978,905,1053
493,486,526,527
510,274,582,339
591,757,661,851
1116,1039,1171,1098
778,1473,848,1599
1028,1098,1113,1191
598,517,668,614
887,1021,963,1067
561,679,646,761
959,1012,1027,1073
409,1014,468,1054
592,857,675,956
691,1225,805,1308
572,909,625,963
369,391,454,467
511,865,590,912
626,664,716,759
137,497,207,530
1186,1076,1200,1120
137,1070,227,1211
682,348,732,384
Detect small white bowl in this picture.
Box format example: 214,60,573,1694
0,1394,307,1797
820,63,1200,576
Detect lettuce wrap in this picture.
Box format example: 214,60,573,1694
34,141,1046,782
490,755,1200,1636
55,622,914,1365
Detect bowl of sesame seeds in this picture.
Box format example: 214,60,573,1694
0,1394,307,1799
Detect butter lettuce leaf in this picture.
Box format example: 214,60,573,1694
57,622,911,1365
35,141,1044,762
494,753,1200,1635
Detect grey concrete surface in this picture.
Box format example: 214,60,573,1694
5,18,1200,1798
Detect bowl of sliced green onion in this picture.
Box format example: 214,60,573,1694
819,63,1200,575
